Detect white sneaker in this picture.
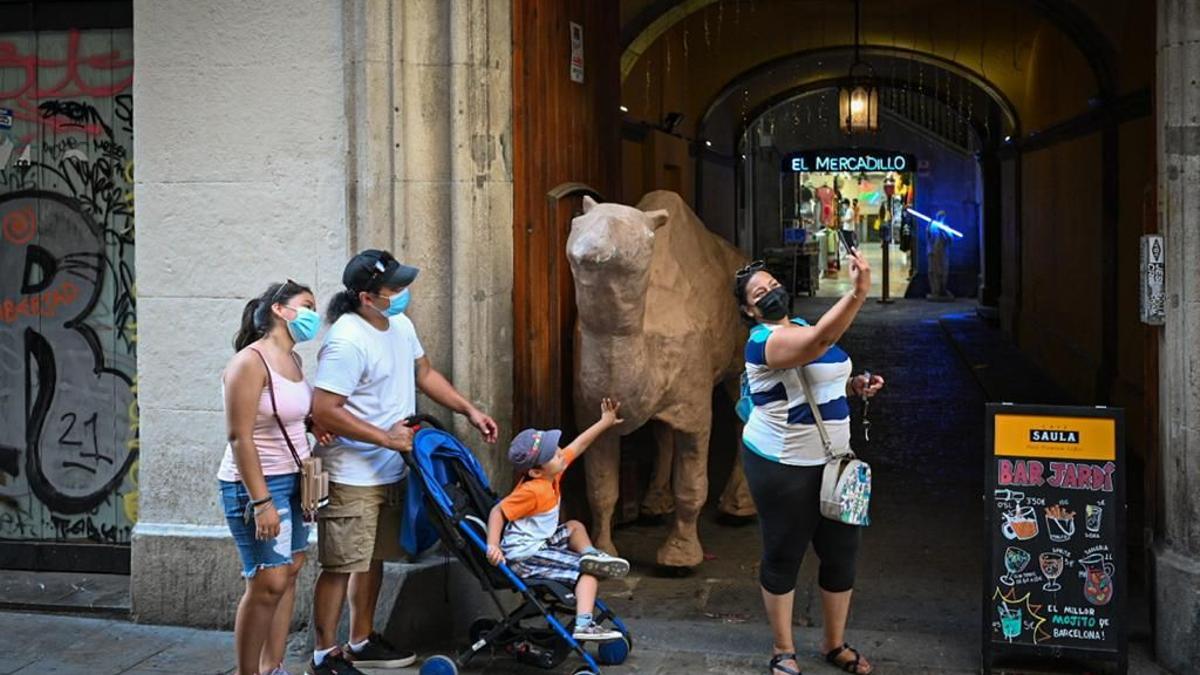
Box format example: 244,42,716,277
572,622,623,641
579,550,630,579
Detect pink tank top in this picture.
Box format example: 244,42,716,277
216,353,313,482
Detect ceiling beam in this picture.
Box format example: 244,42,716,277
696,45,1022,145
620,0,1118,98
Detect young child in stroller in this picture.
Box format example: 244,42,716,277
486,398,631,641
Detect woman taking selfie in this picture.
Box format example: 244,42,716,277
733,249,885,675
218,280,326,675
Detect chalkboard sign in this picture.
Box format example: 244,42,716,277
983,404,1126,674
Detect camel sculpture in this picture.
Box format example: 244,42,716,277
567,190,754,568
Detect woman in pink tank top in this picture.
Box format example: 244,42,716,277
219,279,329,675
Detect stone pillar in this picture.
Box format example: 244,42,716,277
345,0,513,479
997,153,1021,338
131,0,512,627
977,148,1002,312
1154,1,1200,670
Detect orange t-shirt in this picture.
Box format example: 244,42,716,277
499,447,578,522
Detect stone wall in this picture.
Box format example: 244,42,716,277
131,0,350,626
1154,1,1200,670
131,0,513,628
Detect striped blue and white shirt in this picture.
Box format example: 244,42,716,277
742,318,853,466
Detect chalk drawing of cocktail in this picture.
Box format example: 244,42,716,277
1040,552,1065,592
1086,504,1103,533
1078,553,1115,606
1001,546,1031,585
998,604,1022,642
1001,505,1039,541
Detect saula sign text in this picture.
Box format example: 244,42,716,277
1030,428,1081,443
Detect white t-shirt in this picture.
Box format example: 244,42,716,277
313,312,424,486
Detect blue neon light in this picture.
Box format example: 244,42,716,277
905,207,964,238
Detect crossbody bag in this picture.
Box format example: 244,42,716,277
797,367,872,526
249,347,329,522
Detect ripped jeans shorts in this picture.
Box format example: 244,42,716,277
219,473,310,578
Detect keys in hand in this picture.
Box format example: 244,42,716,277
861,370,872,443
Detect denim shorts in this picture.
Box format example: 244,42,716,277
219,473,310,578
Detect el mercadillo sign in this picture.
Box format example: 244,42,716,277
781,150,917,173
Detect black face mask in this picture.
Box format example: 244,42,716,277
755,286,790,321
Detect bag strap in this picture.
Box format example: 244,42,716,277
247,347,305,471
796,364,837,461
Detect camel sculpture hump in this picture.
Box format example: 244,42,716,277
636,190,747,377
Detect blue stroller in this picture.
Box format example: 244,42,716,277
401,416,631,675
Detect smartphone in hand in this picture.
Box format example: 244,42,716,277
838,229,859,255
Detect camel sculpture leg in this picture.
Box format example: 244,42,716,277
584,430,622,556
718,450,756,517
658,424,710,567
641,420,676,516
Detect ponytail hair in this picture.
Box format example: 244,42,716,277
233,280,314,352
733,270,758,327
233,296,268,352
325,288,362,325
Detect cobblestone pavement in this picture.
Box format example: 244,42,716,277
0,299,1169,674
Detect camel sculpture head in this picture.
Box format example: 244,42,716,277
567,195,668,333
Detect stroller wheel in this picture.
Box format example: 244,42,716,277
469,617,499,645
419,655,458,675
596,634,632,665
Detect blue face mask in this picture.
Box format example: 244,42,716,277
382,288,410,316
286,306,321,342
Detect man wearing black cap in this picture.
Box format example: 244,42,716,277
307,249,499,674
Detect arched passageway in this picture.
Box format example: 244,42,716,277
511,0,1158,668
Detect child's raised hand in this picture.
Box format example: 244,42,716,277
486,544,505,566
600,398,624,426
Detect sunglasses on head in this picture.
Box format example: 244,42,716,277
361,253,396,292
270,278,300,305
735,260,766,280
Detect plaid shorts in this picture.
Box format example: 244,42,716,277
506,524,580,584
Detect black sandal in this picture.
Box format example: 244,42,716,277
825,643,873,674
768,652,801,675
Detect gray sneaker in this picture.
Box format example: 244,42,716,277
579,550,630,579
572,621,624,642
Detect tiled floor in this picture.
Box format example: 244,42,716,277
813,242,914,300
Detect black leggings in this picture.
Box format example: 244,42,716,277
743,448,861,594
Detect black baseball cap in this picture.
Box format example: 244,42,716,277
342,249,419,293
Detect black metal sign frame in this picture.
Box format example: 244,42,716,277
982,403,1127,674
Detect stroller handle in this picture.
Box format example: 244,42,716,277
397,413,447,469
405,413,447,431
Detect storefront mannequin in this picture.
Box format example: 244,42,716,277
799,181,817,231
926,209,954,301
816,182,836,229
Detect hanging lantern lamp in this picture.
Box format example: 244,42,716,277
839,0,879,134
